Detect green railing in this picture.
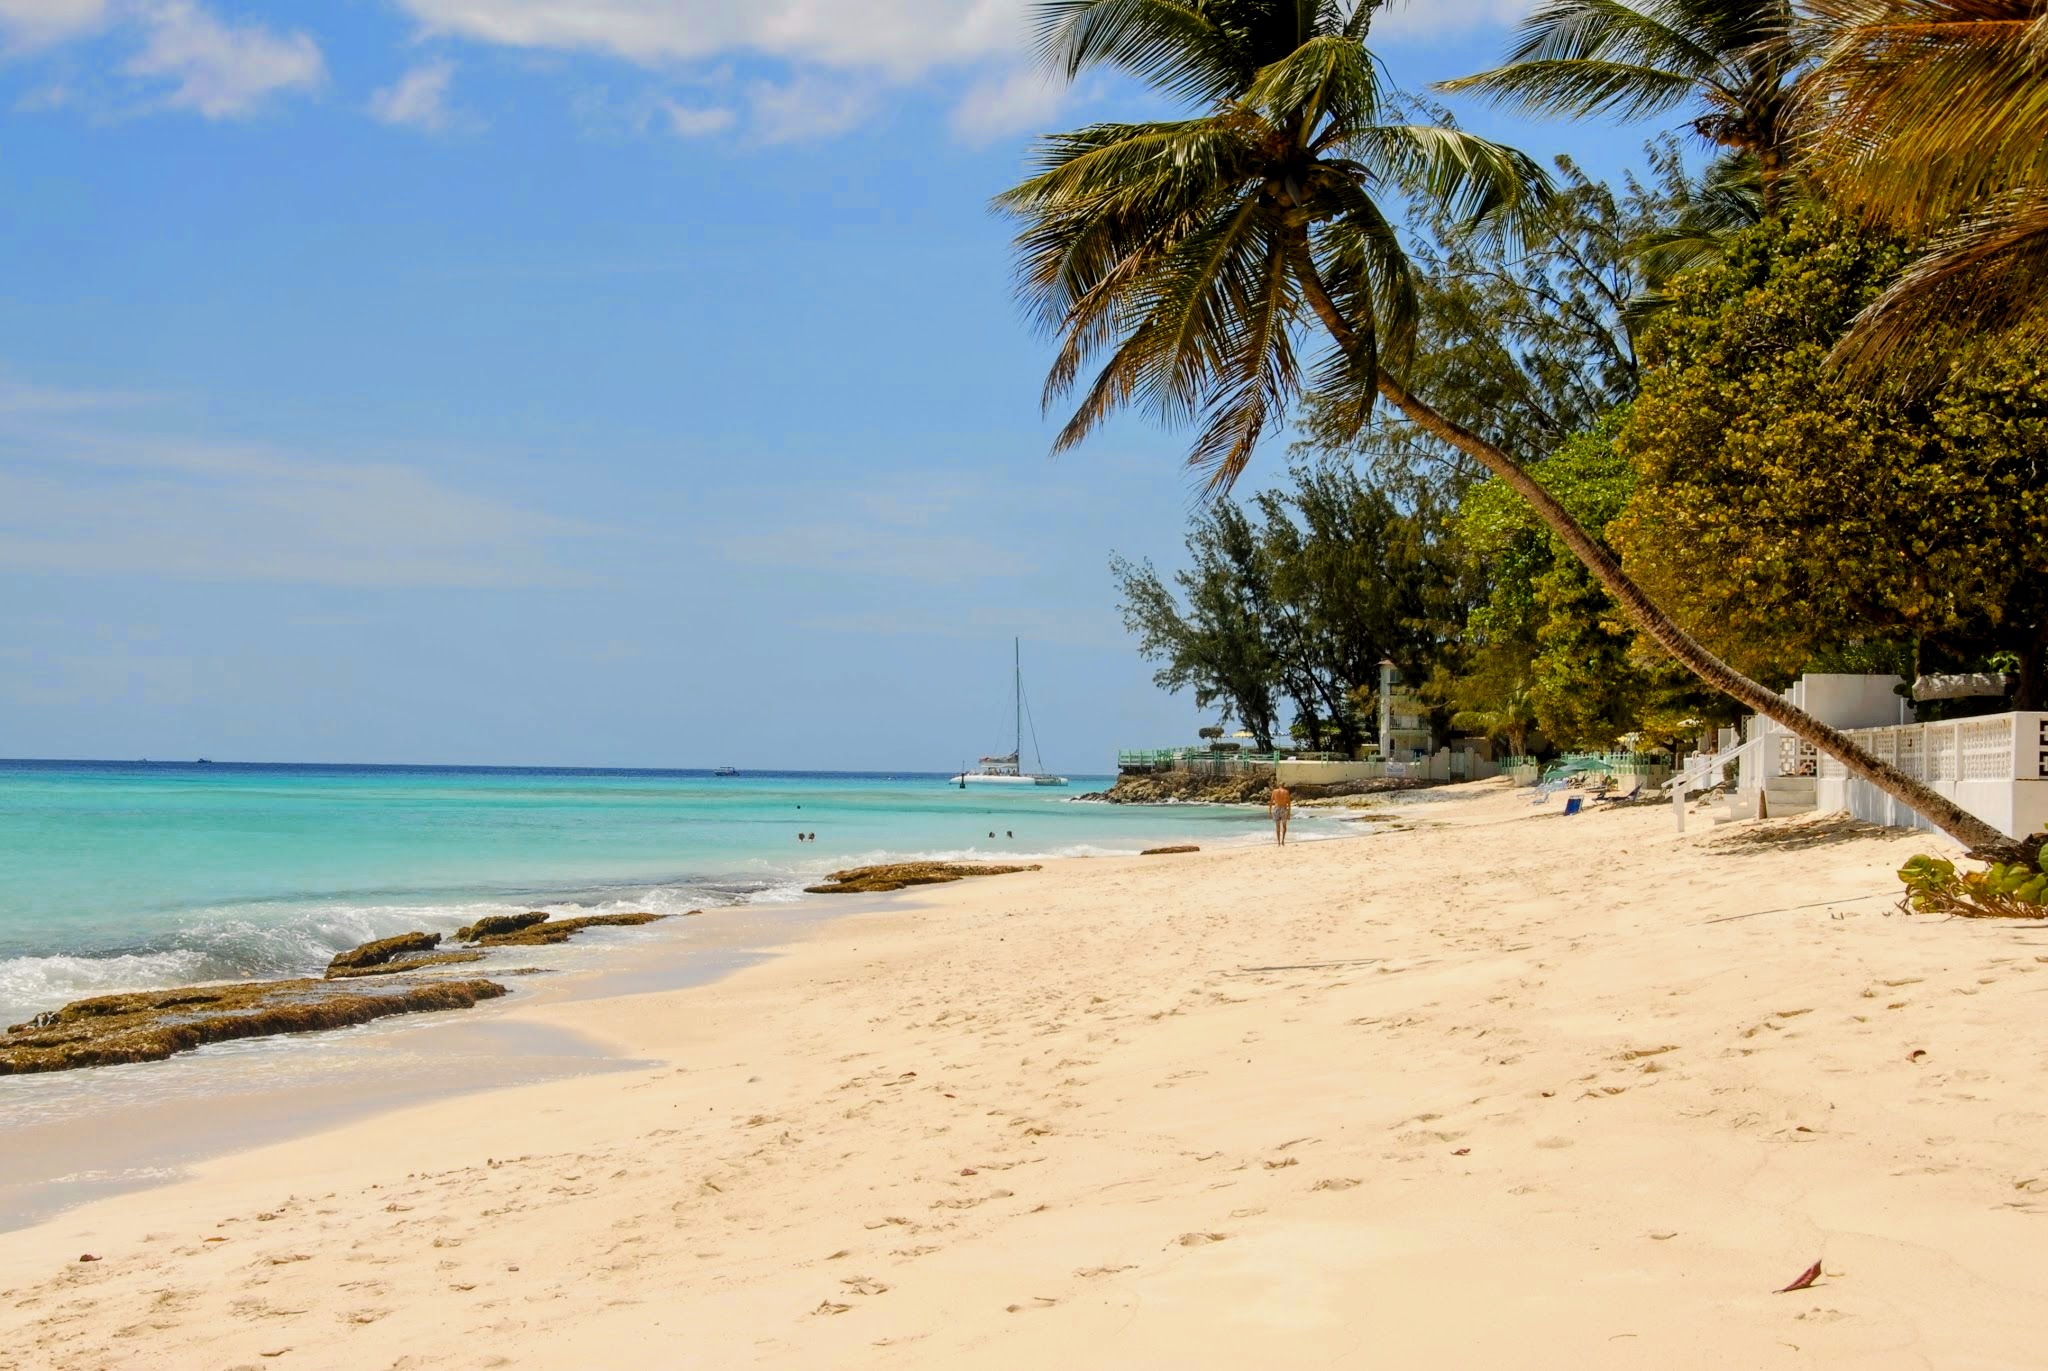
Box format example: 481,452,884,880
1541,751,1673,784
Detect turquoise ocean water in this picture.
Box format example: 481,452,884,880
0,760,1307,1025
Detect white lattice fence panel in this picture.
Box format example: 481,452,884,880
1961,717,2016,781
1896,729,1927,780
1928,726,1959,782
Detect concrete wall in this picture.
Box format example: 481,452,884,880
1276,753,1503,787
1814,712,2048,841
1789,673,1913,730
1276,759,1386,786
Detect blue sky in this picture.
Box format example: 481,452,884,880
0,0,1654,771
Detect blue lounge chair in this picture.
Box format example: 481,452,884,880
1562,795,1584,817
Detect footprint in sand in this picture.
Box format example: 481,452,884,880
1174,1232,1228,1247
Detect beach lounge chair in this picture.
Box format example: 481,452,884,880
1562,795,1583,817
1598,780,1643,803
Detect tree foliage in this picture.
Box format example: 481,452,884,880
1609,211,2048,701
1110,461,1465,750
1297,150,1655,487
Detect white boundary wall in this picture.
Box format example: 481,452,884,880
1276,752,1501,786
1815,712,2048,841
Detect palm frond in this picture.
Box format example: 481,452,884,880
1033,0,1250,104
1187,228,1303,490
1436,56,1707,121
1242,31,1389,131
1347,124,1556,240
1438,0,1727,118
998,116,1263,327
1833,186,2048,375
1800,0,2048,231
1629,150,1763,286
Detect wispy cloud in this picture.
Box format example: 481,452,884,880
0,0,107,52
6,0,1532,136
949,63,1066,145
1375,0,1536,41
0,377,601,588
659,98,732,137
386,0,1533,142
393,0,1023,74
747,73,874,144
123,0,323,119
369,59,459,132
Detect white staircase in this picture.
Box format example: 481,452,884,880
1763,774,1817,815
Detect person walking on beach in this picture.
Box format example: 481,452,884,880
1270,784,1292,846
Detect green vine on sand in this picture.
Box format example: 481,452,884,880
1898,826,2048,919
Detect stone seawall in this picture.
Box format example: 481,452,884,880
1079,771,1441,805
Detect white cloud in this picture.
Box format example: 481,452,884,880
659,98,732,137
395,0,1024,76
950,63,1065,145
1374,0,1535,41
369,59,457,131
747,72,873,144
0,0,106,50
392,0,1532,141
396,0,1530,70
124,0,323,118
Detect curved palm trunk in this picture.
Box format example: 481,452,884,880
1287,241,2019,857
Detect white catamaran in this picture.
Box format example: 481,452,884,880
951,639,1068,787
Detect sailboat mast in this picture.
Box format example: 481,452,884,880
1013,638,1022,765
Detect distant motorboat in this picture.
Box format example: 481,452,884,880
712,766,740,777
950,639,1068,788
195,758,213,765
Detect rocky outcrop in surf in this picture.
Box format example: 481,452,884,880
454,912,551,943
465,913,666,947
0,977,508,1076
804,863,1040,895
326,931,443,974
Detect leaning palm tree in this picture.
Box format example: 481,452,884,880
1797,0,2048,369
1438,0,1803,210
997,0,2016,854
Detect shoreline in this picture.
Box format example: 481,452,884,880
9,781,2042,1368
0,774,1325,1029
0,812,1331,1232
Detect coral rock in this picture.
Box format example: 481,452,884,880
454,912,551,943
324,951,488,981
804,863,1039,896
1,978,508,1076
471,913,665,947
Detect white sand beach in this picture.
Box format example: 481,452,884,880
4,781,2045,1369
